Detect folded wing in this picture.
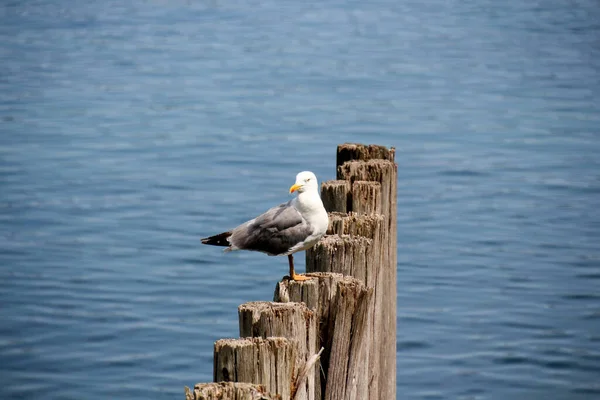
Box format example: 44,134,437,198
229,201,313,256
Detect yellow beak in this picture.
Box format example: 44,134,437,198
289,183,302,193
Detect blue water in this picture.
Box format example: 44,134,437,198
1,0,599,399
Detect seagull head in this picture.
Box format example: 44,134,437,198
289,171,319,194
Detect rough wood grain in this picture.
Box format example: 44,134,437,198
185,382,280,400
274,272,348,392
320,180,350,213
274,273,373,400
337,160,396,248
351,181,381,215
238,302,317,400
326,213,385,244
305,235,371,283
309,213,385,289
323,281,371,400
320,144,397,400
336,143,396,165
214,337,297,400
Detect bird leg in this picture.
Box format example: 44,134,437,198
288,254,309,281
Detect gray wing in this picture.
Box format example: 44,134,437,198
229,200,312,255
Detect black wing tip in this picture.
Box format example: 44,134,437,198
201,231,232,247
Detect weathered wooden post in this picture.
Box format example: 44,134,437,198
186,143,396,400
307,143,397,400
274,273,373,400
214,338,297,400
238,302,318,400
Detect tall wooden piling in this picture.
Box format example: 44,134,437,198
307,144,397,400
186,143,397,400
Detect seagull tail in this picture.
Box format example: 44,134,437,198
201,231,232,247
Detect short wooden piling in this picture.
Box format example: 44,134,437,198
214,338,297,400
238,302,318,400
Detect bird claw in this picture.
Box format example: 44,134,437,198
289,273,311,282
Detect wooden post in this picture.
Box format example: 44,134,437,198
238,302,318,400
214,338,297,400
274,273,373,400
306,143,397,400
184,382,279,400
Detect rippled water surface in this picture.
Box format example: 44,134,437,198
2,0,600,399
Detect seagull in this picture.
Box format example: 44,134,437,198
201,171,329,281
